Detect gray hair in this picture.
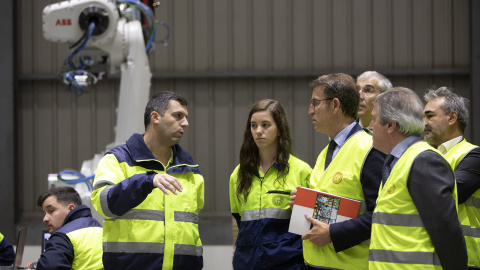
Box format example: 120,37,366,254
357,71,393,93
424,87,469,133
374,87,424,136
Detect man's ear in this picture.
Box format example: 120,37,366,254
331,98,341,114
387,121,397,134
447,111,458,126
150,111,162,124
67,203,76,211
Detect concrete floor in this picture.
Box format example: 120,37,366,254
19,245,233,270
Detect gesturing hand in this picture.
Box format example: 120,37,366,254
153,174,183,195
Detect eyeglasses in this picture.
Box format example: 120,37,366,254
310,98,333,107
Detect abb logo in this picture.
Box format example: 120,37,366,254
55,19,72,26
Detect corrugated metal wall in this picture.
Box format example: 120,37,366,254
17,0,471,243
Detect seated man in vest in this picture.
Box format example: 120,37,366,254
0,232,15,266
368,87,467,270
356,71,392,134
91,91,204,270
290,73,385,269
37,186,103,270
424,87,480,269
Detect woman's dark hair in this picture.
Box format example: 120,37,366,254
236,99,292,204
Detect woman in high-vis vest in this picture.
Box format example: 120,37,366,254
229,99,312,270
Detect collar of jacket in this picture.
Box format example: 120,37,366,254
348,122,365,138
61,205,92,227
253,161,282,179
126,133,198,168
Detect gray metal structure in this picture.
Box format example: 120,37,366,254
0,0,15,244
5,0,476,245
472,0,480,144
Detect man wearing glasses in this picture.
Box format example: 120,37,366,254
356,71,393,134
290,73,385,269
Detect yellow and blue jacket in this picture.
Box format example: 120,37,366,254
91,133,204,270
230,155,312,270
37,205,103,270
0,232,15,266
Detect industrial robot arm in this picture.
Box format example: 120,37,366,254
43,0,154,144
42,0,165,214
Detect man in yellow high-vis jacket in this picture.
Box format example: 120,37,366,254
290,73,385,269
91,91,204,270
424,87,480,269
37,187,103,270
368,87,467,270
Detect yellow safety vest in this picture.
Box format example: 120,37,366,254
230,154,312,225
304,131,372,269
67,226,104,270
92,136,204,270
444,139,480,268
369,141,456,270
229,154,312,269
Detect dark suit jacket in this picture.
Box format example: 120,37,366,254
329,123,385,252
408,149,468,270
356,117,372,135
455,147,480,204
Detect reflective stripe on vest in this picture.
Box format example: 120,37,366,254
369,249,441,266
241,208,291,221
462,225,480,238
304,131,372,269
369,142,450,269
103,242,202,257
373,212,424,227
465,196,480,210
104,242,165,253
99,185,117,218
175,244,203,256
444,140,480,268
92,152,204,270
106,209,198,223
229,153,312,268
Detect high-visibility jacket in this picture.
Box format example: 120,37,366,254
369,142,456,270
230,155,312,270
304,131,372,269
91,133,204,270
0,232,15,266
444,139,480,268
37,205,103,270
